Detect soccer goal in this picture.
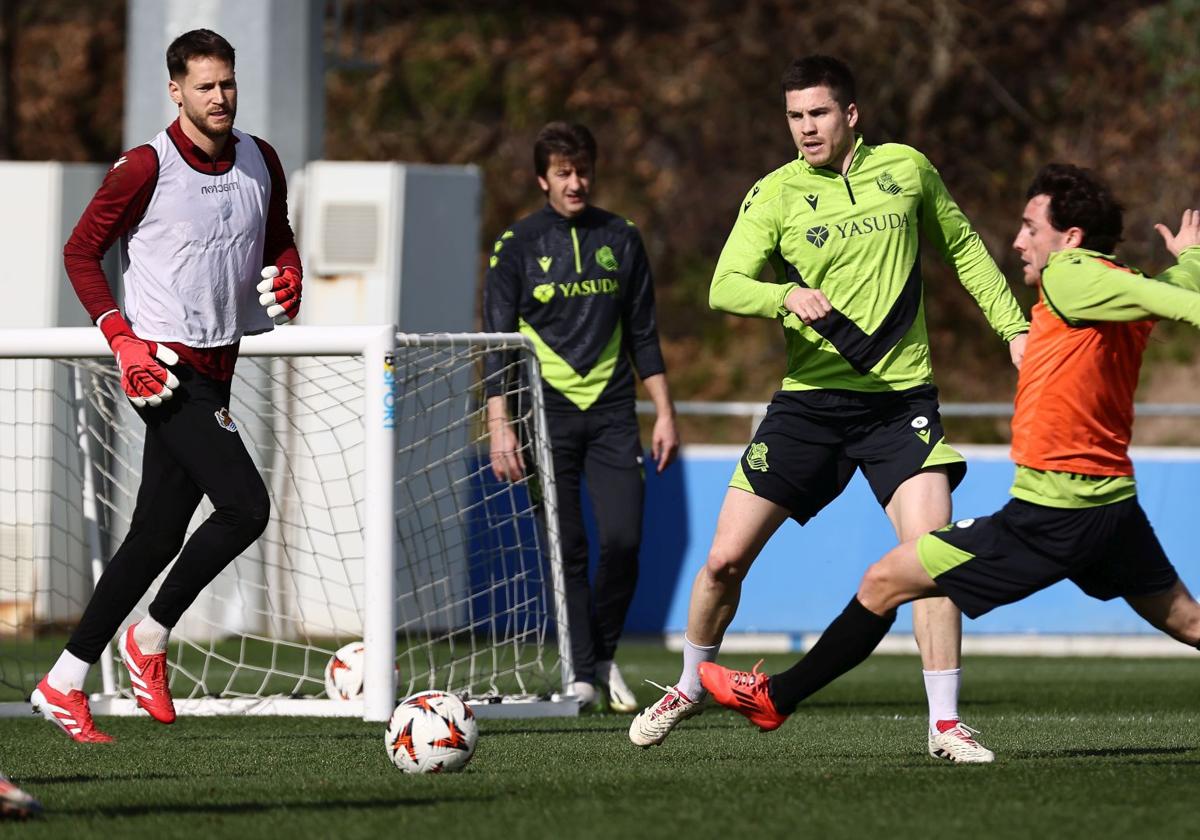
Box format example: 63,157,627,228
0,326,574,721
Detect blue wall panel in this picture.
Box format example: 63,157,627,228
613,446,1200,636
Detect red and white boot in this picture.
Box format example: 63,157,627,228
30,676,113,743
118,625,176,724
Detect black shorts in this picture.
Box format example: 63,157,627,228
730,385,966,523
917,496,1179,619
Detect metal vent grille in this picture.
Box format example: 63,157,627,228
320,202,380,270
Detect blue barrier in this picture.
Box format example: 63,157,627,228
607,445,1200,636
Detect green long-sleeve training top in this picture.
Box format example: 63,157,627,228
710,136,1028,392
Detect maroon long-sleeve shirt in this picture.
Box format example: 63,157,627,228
63,118,301,380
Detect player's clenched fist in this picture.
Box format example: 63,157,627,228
257,265,302,324
97,310,180,407
784,286,833,324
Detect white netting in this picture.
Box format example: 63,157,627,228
0,332,568,711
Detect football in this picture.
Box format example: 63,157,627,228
384,690,478,773
324,641,366,701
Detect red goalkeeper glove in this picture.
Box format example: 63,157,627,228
256,265,302,325
97,311,180,408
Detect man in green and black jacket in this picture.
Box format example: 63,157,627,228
630,55,1027,763
483,122,679,711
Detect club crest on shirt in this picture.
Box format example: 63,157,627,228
595,245,619,272
215,407,238,433
876,171,902,195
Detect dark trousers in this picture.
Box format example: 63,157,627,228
67,367,269,663
548,408,645,683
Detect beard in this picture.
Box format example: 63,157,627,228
182,100,236,139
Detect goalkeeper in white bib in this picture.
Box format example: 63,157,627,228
32,29,302,742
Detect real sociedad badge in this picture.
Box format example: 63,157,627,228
215,407,238,433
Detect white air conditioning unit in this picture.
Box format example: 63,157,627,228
298,162,481,331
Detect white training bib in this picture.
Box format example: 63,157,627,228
121,127,274,346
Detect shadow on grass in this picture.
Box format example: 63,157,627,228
485,724,633,737
802,698,1008,710
54,793,495,818
1033,745,1194,760
486,716,763,737
158,731,375,743
25,772,204,785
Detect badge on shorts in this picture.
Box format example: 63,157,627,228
215,407,238,433
746,441,770,472
911,415,931,444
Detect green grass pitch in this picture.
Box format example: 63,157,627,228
2,643,1197,838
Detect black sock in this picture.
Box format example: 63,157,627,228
768,597,896,715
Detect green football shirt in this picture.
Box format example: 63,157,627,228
710,136,1028,392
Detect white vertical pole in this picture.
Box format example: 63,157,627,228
362,326,396,721
523,347,575,690
72,367,116,696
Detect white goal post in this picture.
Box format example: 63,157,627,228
0,326,574,721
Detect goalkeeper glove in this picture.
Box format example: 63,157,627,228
97,310,180,408
256,265,302,325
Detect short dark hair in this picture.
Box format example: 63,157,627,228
533,122,597,178
166,29,235,81
1026,163,1124,254
781,55,856,109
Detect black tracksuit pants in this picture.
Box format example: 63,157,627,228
67,366,270,663
548,408,645,683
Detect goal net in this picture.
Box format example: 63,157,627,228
0,326,574,720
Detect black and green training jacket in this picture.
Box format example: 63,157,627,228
483,204,666,414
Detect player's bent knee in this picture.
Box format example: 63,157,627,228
859,561,889,599
1173,610,1200,647
598,528,640,561
140,529,189,564
228,482,270,541
859,555,906,613
245,499,271,539
704,547,751,585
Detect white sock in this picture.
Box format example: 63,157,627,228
923,667,961,730
595,660,622,687
133,614,170,654
47,650,91,693
677,636,720,700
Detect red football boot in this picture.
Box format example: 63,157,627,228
118,626,176,724
0,772,42,819
30,676,113,743
698,659,789,732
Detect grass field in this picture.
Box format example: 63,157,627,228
2,642,1197,838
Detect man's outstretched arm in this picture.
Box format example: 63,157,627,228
1045,215,1200,328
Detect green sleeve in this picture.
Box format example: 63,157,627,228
709,179,798,319
1042,253,1200,329
1150,246,1200,292
915,155,1028,341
